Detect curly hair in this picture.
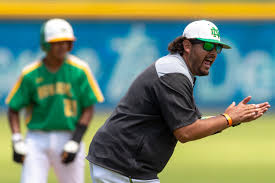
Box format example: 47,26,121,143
167,36,186,55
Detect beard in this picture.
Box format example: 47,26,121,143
192,62,210,76
189,51,215,76
197,67,210,76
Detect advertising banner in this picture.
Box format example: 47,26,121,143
1,20,274,110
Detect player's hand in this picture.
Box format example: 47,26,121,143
241,102,270,122
12,139,27,164
225,96,270,125
61,140,80,164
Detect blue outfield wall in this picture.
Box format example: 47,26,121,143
0,20,274,111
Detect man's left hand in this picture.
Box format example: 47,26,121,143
61,140,80,164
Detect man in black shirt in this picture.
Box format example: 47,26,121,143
87,20,270,183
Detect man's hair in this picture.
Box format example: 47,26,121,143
168,36,186,55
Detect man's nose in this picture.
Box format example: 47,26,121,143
210,47,218,55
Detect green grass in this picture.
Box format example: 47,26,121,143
1,113,275,183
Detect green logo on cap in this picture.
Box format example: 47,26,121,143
211,27,220,38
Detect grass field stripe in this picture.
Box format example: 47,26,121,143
0,2,274,20
66,59,104,103
5,61,42,104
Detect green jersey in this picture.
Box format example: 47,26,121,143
6,55,104,131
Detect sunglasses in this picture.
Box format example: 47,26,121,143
189,39,223,54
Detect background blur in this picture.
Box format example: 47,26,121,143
0,0,275,183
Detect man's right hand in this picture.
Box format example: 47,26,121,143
224,96,271,125
12,134,27,164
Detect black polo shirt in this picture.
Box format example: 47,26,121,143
86,54,202,180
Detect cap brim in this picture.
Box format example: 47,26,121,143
48,37,76,43
197,38,231,49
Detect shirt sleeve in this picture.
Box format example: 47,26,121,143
5,74,31,111
79,67,104,108
154,73,201,132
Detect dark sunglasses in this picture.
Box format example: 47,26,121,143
189,39,223,54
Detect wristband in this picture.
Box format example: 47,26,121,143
221,113,233,127
71,123,88,143
12,133,23,142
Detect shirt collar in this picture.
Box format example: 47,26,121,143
174,53,196,85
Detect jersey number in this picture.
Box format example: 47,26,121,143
64,99,77,117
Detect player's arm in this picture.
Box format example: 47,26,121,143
78,105,94,126
6,74,31,164
61,106,94,164
8,108,21,133
174,115,228,143
69,105,94,143
174,97,270,143
7,108,27,163
156,73,270,144
62,64,103,164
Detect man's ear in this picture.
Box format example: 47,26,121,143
183,39,192,54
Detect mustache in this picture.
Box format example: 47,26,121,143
205,55,215,59
205,55,216,61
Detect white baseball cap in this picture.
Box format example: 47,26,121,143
43,18,75,43
182,20,231,49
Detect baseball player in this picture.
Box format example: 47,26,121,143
6,18,104,183
87,20,270,183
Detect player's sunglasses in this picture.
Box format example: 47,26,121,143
189,39,223,54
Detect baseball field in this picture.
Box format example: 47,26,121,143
1,112,275,183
